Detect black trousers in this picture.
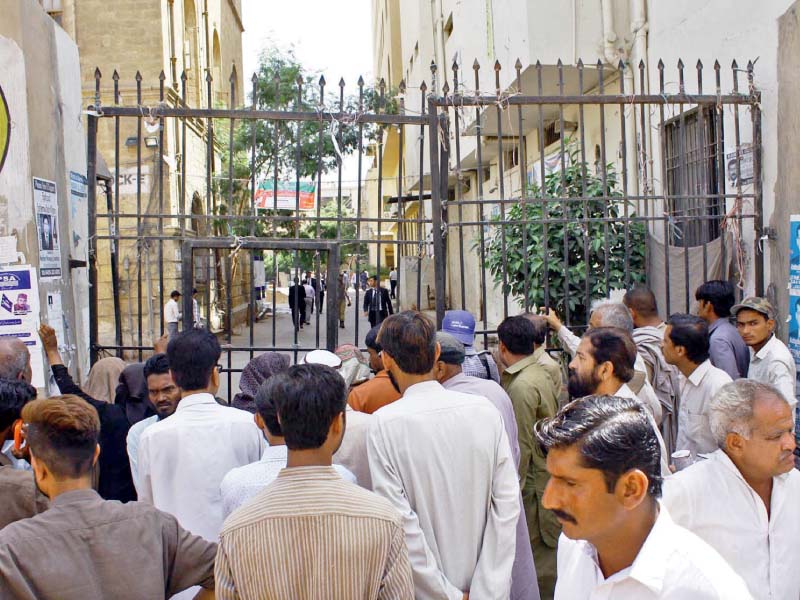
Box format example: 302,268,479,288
290,304,306,328
390,280,397,298
368,310,389,328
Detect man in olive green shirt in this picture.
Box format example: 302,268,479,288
498,316,561,600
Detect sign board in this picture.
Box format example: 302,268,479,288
254,180,316,211
112,166,151,195
726,144,754,187
33,177,62,280
788,215,800,412
0,265,45,387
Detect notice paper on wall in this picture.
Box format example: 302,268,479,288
0,265,44,387
46,291,66,353
33,177,62,280
0,235,18,265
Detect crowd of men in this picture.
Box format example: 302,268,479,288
0,278,797,599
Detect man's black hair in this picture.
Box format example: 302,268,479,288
695,280,736,318
497,316,536,356
254,380,282,437
365,324,383,352
143,353,170,380
170,290,181,299
666,313,710,364
166,329,220,392
0,378,37,430
378,311,437,374
584,327,636,383
534,395,663,497
268,364,346,450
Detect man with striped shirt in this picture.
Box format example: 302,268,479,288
215,364,414,599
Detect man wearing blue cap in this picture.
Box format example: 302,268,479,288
441,310,500,383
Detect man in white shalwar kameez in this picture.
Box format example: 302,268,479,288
368,311,520,600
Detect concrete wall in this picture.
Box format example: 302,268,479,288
774,2,800,339
0,0,88,381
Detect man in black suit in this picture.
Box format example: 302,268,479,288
362,275,393,328
288,277,306,330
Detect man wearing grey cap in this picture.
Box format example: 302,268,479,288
733,297,797,408
434,332,541,600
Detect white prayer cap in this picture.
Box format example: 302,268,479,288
302,349,342,369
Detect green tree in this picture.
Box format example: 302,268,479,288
484,148,646,326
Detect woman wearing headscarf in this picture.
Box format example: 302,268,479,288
232,352,291,413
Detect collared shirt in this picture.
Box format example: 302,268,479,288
555,504,753,599
708,318,750,379
663,449,800,600
390,269,398,281
462,345,501,382
1,439,31,471
560,326,663,423
348,370,402,414
676,360,732,455
220,444,357,518
443,372,540,600
334,406,374,489
126,414,158,489
748,335,797,407
164,298,181,324
0,489,216,600
216,466,414,600
137,393,264,542
0,465,48,529
615,384,671,476
368,380,520,600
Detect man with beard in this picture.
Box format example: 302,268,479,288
498,315,560,600
126,354,181,489
0,395,217,599
367,311,520,600
664,380,800,600
535,395,751,599
567,327,670,475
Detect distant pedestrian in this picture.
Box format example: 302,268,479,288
303,280,315,323
164,290,182,338
363,275,393,328
338,273,351,329
192,288,201,329
287,277,306,330
389,267,398,299
360,269,369,291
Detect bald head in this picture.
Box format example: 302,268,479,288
0,338,32,383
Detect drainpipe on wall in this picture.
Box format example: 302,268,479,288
629,0,650,209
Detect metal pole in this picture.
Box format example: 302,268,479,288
427,96,447,327
87,112,99,365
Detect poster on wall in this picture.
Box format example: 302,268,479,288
0,265,45,387
69,171,88,259
788,215,800,405
254,180,316,211
33,177,62,280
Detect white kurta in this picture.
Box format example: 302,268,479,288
367,380,520,600
663,449,800,600
675,360,732,455
137,393,264,541
555,505,753,599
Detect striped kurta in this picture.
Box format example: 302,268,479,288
215,465,414,600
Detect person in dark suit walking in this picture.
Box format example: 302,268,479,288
362,275,393,328
288,277,306,330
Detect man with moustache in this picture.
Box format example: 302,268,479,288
663,380,800,600
368,311,520,600
126,353,181,489
535,395,752,599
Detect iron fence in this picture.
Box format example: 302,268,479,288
85,57,762,404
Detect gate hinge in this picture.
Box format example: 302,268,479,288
763,227,778,240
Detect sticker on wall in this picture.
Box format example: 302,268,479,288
33,177,62,280
0,84,9,175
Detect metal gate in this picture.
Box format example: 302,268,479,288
86,58,762,400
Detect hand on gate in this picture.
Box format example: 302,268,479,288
540,307,563,333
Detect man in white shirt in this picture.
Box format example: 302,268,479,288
368,311,520,600
164,290,182,338
662,314,732,456
733,297,797,408
663,379,799,600
389,267,398,299
536,395,752,600
567,327,670,475
126,353,181,489
220,373,355,518
543,302,663,424
302,280,315,324
137,329,263,541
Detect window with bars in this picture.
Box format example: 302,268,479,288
663,107,724,247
